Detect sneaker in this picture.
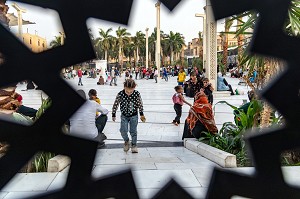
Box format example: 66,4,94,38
124,140,131,152
131,145,138,153
97,141,105,148
172,121,179,126
99,133,107,140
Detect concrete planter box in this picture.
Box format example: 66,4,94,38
47,155,71,172
213,91,231,98
184,138,237,168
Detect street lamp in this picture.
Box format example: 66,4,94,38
145,28,149,68
12,3,26,39
155,1,161,77
195,13,206,70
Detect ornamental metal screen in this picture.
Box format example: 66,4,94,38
0,0,299,198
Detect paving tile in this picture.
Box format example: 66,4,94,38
3,191,46,199
96,157,126,165
126,163,157,170
92,163,156,179
47,172,68,191
155,163,215,170
0,192,8,199
3,173,58,192
126,157,182,164
192,168,215,179
146,147,185,151
160,136,182,142
132,169,200,189
169,148,200,156
148,150,179,158
178,156,218,166
2,174,26,192
137,188,160,199
92,165,131,179
184,187,208,199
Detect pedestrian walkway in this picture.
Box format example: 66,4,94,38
3,74,298,199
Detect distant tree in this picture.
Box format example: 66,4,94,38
116,27,131,72
50,36,62,48
164,31,185,64
132,31,145,66
96,28,113,61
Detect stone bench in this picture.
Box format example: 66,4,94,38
47,155,71,172
184,138,237,168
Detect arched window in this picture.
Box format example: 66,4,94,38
30,38,32,44
42,43,45,48
38,40,40,46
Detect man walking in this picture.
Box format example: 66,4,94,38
77,68,83,86
110,67,117,86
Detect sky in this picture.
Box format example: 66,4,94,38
7,0,225,45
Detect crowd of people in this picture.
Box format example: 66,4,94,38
1,64,247,154
62,64,241,149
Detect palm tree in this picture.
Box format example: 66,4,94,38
222,17,234,71
50,36,62,48
164,31,185,64
96,28,113,61
148,33,156,65
174,34,185,62
236,16,244,69
116,27,131,72
235,0,300,128
132,31,145,66
123,41,135,67
108,36,118,62
161,37,169,65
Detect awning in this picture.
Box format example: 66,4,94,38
7,13,35,26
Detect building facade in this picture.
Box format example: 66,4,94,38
184,38,203,58
21,32,47,53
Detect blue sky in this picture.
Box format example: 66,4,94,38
7,0,225,45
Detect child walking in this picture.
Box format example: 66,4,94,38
172,85,192,126
112,79,146,153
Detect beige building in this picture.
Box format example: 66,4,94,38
184,38,203,57
185,33,242,57
217,33,239,52
21,32,47,53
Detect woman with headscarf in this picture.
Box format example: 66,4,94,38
182,91,218,139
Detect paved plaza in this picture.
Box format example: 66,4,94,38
1,75,300,199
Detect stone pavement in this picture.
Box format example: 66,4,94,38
1,74,299,199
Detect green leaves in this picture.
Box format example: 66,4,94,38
33,152,55,172
35,95,52,121
287,1,300,36
203,100,263,166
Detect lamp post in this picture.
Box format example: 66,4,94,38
195,13,206,71
155,1,161,77
145,28,149,68
12,3,26,39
